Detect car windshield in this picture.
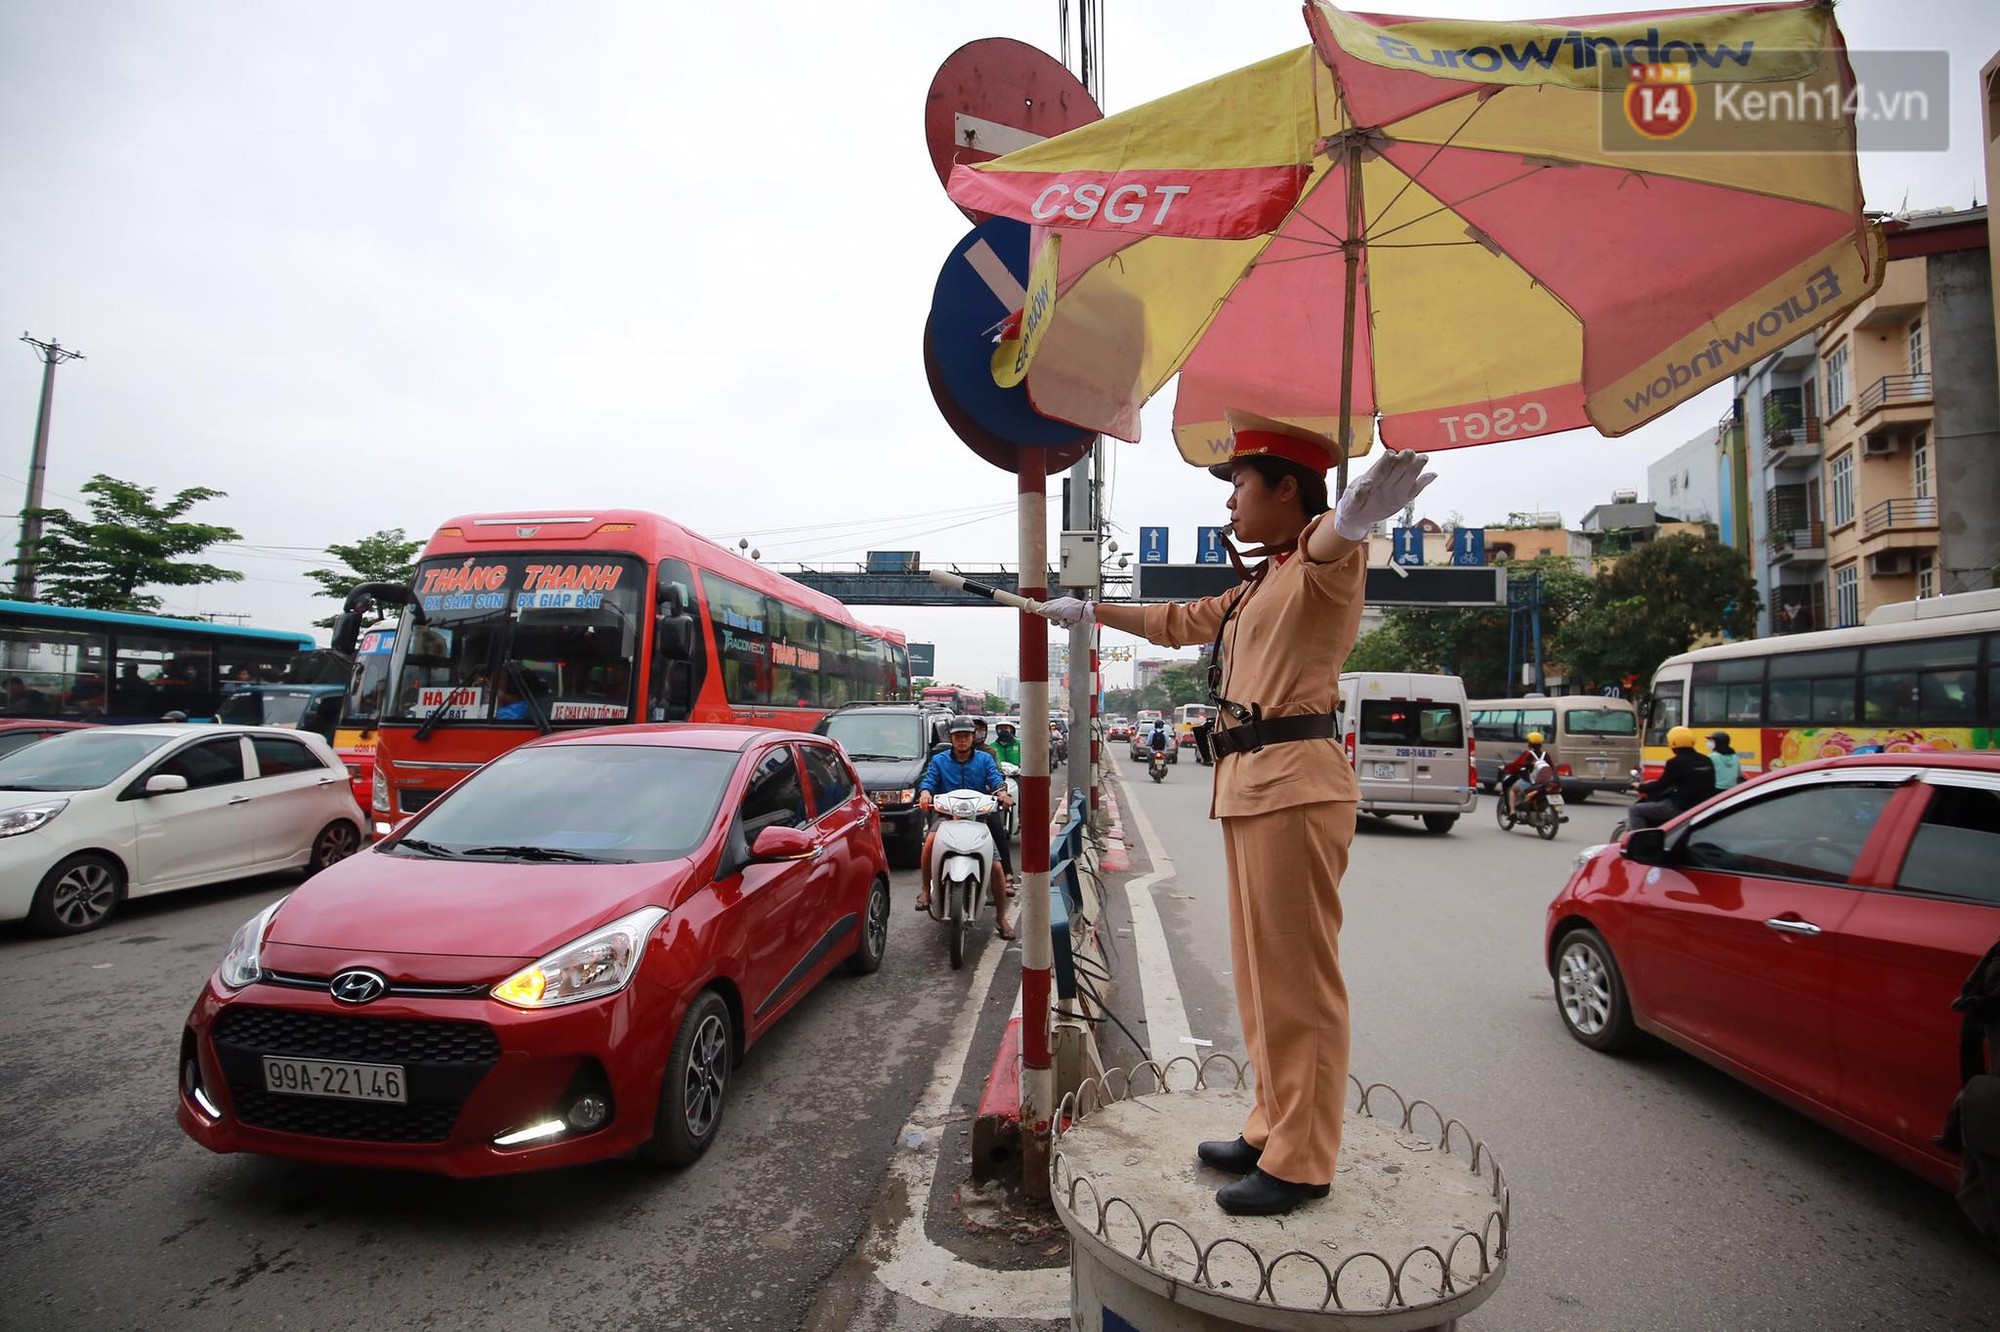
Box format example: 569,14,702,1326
0,729,174,790
388,744,737,863
1564,709,1638,736
216,688,316,728
824,713,925,761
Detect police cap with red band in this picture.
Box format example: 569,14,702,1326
1208,409,1339,479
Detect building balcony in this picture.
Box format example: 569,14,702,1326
1766,522,1826,564
1862,495,1938,537
1855,374,1932,432
1764,414,1822,468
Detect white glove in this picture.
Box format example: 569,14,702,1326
1333,448,1438,542
1035,597,1093,628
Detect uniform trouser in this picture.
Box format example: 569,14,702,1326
1221,800,1357,1186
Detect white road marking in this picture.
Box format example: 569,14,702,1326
964,239,1027,310
953,112,1050,158
872,774,1196,1319
876,935,1066,1319
1113,772,1196,1057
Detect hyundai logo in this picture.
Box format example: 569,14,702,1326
329,969,389,1005
516,526,540,538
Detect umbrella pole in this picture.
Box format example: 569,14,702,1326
1335,134,1363,499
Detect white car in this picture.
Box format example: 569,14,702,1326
0,724,366,935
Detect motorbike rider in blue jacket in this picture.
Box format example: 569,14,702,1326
915,716,1015,937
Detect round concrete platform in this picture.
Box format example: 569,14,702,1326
1051,1057,1509,1331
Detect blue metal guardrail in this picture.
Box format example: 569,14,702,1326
1048,789,1089,1001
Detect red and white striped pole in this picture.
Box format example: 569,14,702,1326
1017,451,1055,1197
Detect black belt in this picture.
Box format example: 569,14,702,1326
1207,711,1337,758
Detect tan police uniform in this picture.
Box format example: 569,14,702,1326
1136,482,1366,1188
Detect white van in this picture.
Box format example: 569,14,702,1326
1335,672,1477,834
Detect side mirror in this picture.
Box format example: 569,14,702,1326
145,774,190,796
330,610,364,657
748,825,815,863
656,612,695,662
1622,827,1667,864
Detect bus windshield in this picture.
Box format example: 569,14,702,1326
342,628,396,726
384,554,645,725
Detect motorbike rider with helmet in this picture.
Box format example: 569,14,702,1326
915,716,1016,938
991,718,1021,767
1625,726,1718,832
1499,731,1553,819
1148,719,1171,760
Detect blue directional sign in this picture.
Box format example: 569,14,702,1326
1451,526,1486,567
1391,527,1424,566
1197,526,1227,565
1139,527,1169,564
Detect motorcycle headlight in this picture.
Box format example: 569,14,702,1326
492,906,667,1009
0,799,67,838
218,899,285,990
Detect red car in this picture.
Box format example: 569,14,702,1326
0,718,98,759
1547,752,1999,1191
178,725,890,1177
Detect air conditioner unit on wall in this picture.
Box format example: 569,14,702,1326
1867,551,1913,577
1861,433,1899,457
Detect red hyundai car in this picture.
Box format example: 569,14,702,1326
178,725,890,1177
1546,752,1999,1190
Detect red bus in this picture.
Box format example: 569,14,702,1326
920,684,982,713
362,510,910,826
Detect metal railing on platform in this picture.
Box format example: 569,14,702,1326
1862,496,1938,535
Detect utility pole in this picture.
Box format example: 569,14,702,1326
16,334,85,601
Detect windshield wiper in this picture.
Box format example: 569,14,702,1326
843,752,912,762
458,844,630,863
392,837,461,859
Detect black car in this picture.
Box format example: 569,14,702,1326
815,703,950,867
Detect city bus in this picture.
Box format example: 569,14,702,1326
0,598,314,722
1173,702,1209,751
363,511,911,824
1642,587,2000,781
330,620,396,806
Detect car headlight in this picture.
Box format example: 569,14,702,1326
492,906,667,1009
871,788,916,807
218,899,285,990
1572,843,1610,871
0,799,67,838
371,768,390,813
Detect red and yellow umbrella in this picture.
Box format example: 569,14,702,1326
949,1,1882,488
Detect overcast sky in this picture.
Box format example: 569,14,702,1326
4,1,1995,692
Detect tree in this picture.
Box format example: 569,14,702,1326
17,475,241,613
1555,534,1760,690
1344,623,1417,673
303,528,422,628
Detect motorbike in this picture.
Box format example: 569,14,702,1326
1609,767,1643,840
998,761,1021,842
1148,749,1168,783
1495,755,1566,840
925,789,1000,969
1193,722,1213,766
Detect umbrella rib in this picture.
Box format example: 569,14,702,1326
1367,96,1488,235
1364,165,1549,246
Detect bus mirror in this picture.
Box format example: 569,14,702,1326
330,611,363,657
656,613,695,662
665,661,694,717
658,582,689,617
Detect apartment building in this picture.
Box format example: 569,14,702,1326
1739,206,1999,632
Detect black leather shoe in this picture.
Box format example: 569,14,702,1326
1215,1168,1331,1216
1195,1136,1262,1174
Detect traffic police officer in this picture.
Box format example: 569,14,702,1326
1038,410,1436,1215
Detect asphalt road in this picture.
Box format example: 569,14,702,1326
1111,753,2000,1332
6,764,1996,1332
0,857,1026,1332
